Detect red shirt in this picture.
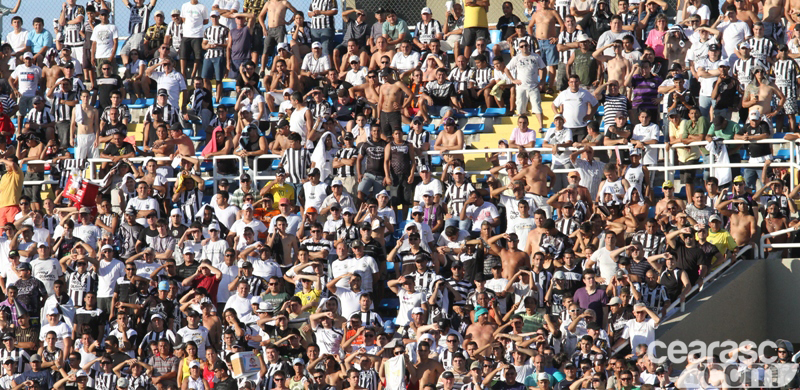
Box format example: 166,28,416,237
192,273,220,302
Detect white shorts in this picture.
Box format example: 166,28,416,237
75,133,98,160
267,92,286,105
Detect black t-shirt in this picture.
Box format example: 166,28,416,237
55,236,83,259
235,72,259,90
492,381,526,390
215,377,237,390
169,223,187,240
738,121,771,158
496,15,521,40
95,75,123,110
323,80,353,102
333,100,359,122
177,261,199,281
554,379,576,390
100,122,127,138
357,139,388,177
103,141,136,157
137,227,158,247
714,77,739,110
671,241,709,285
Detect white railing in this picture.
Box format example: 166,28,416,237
759,225,800,259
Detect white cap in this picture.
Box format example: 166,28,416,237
277,42,289,51
170,208,183,216
422,190,434,197
210,10,220,17
311,42,322,49
208,222,221,231
419,165,430,172
242,203,254,211
23,52,33,59
283,88,294,95
183,247,195,255
331,179,343,187
349,55,360,63
537,373,550,382
421,6,432,14
749,110,761,121
46,307,59,315
411,307,425,315
376,190,390,198
738,41,751,49
101,244,114,252
342,207,355,214
250,296,263,304
411,206,424,214
189,360,202,369
257,302,271,313
453,167,465,174
577,34,591,42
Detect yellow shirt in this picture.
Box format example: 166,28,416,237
267,181,295,209
295,289,322,313
0,165,22,208
706,229,737,266
464,3,488,29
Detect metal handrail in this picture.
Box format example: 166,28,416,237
759,226,800,258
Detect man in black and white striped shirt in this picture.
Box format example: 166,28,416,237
447,55,473,94
202,11,230,103
414,8,443,52
469,54,493,108
280,132,312,185
60,0,87,68
24,97,55,141
49,77,79,144
120,0,156,65
333,132,358,194
407,117,431,171
308,0,337,56
165,10,183,57
555,16,580,90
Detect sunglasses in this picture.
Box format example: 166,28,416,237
126,268,135,271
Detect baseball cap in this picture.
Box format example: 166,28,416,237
154,10,164,17
668,109,680,117
293,358,305,366
170,208,183,217
277,42,289,52
411,307,425,315
376,189,390,198
371,219,383,231
537,373,550,382
709,214,722,222
157,88,169,97
733,175,745,183
15,262,30,272
46,307,59,316
419,165,430,172
208,222,221,231
306,207,318,214
553,270,566,280
411,206,424,214
412,116,424,124
30,354,42,363
349,55,359,63
568,170,580,178
662,180,674,189
189,360,202,369
241,261,253,269
117,378,129,388
98,8,109,15
608,297,622,306
312,42,322,49
749,110,761,121
241,173,251,182
210,10,220,17
738,41,751,49
421,6,432,14
158,281,170,291
79,206,92,214
8,250,18,258
331,179,343,187
183,247,194,255
23,52,33,59
453,167,465,174
342,207,355,215
151,313,165,321
474,307,489,321
171,9,181,15
709,43,720,51
442,371,455,380
553,113,565,121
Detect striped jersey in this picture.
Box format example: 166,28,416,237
127,3,154,35
415,20,442,44
92,370,118,390
774,59,799,90
632,231,666,258
599,93,629,129
557,30,579,64
166,21,183,51
25,106,54,127
67,270,97,307
280,148,312,183
334,147,357,177
472,66,493,89
101,104,132,124
203,25,229,59
53,89,79,122
62,4,86,45
448,66,473,93
746,36,775,64
0,349,29,374
444,181,476,215
309,0,337,29
408,130,431,170
733,56,766,87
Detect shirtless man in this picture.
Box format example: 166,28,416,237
72,89,99,160
148,125,173,166
414,340,444,385
464,307,497,350
269,119,291,156
350,70,380,104
434,118,465,164
760,199,789,256
377,69,413,141
742,67,785,118
44,51,65,97
716,198,757,257
592,41,632,90
528,0,563,93
512,151,555,217
269,216,300,267
258,0,298,70
369,36,396,71
655,181,686,216
486,233,529,279
156,126,196,162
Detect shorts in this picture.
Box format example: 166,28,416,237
380,111,402,137
537,39,558,66
461,27,490,47
180,37,203,63
18,96,34,118
429,105,455,117
264,26,287,57
23,171,43,203
250,24,265,55
202,57,226,80
120,32,144,56
441,34,462,52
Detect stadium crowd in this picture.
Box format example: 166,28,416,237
0,0,795,389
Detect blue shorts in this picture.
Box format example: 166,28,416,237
431,105,454,117
538,39,558,67
201,57,225,80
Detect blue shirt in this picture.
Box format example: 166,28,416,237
28,30,53,54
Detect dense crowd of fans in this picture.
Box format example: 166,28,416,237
0,0,795,389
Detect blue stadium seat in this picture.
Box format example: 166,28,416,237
456,108,480,118
431,155,442,166
462,123,484,135
480,107,507,117
128,98,147,109
379,298,400,310
489,29,502,44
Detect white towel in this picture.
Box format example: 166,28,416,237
384,355,407,390
705,138,732,186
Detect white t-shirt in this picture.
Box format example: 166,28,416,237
267,214,302,235
686,4,710,21
552,88,598,128
97,258,125,298
631,123,662,165
241,95,266,121
301,54,331,75
11,64,42,97
91,24,119,59
507,217,536,250
180,2,209,38
352,255,379,293
718,20,751,60
396,289,424,326
31,258,63,296
623,318,656,350
6,29,29,53
212,0,240,29
695,57,724,96
126,197,160,227
391,51,420,73
465,202,500,232
334,287,363,318
589,247,617,282
314,326,342,356
230,218,267,238
177,326,210,356
302,182,329,210
216,262,239,303
149,70,188,109
345,67,368,86
214,205,240,229
200,239,229,266
413,179,444,203
250,259,281,281
506,53,546,89
543,127,574,166
39,322,73,350
224,294,253,321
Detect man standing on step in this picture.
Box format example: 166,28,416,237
528,0,563,95
504,39,546,133
257,0,298,74
377,69,412,142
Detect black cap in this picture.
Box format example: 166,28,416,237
359,221,371,230
442,372,455,380
708,43,720,51
277,119,290,128
415,253,430,263
157,88,169,96
99,9,109,15
186,310,200,317
670,62,683,71
213,361,228,371
351,240,364,248
380,68,393,78
412,116,424,124
376,7,386,13
344,132,354,140
240,173,251,182
276,167,286,176
474,273,486,282
218,178,229,186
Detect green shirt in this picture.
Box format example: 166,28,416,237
382,19,409,41
708,121,742,152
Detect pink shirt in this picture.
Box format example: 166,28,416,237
510,127,537,146
645,29,667,58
